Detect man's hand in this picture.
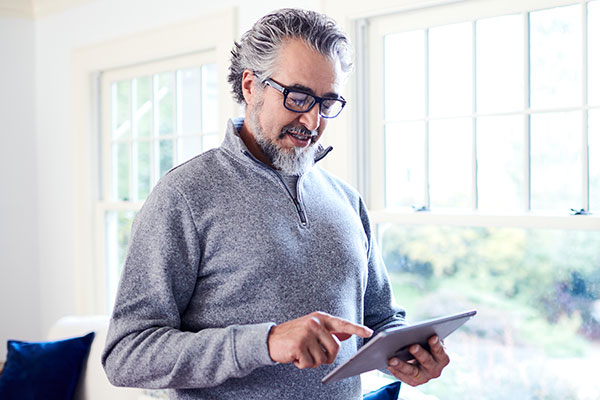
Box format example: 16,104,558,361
267,311,373,369
386,336,450,386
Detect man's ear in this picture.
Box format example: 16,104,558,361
241,70,256,105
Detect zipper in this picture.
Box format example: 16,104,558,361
295,174,307,225
242,150,308,226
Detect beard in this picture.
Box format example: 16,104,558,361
248,100,318,176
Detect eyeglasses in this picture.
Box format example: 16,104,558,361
264,78,346,119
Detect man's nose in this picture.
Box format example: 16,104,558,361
298,103,321,132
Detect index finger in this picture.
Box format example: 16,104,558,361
320,314,373,338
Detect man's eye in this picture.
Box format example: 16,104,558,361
288,92,310,107
293,98,307,106
321,101,333,111
322,99,340,111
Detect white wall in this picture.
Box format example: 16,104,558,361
0,15,40,359
0,0,327,351
0,0,444,361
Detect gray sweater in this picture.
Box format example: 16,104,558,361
102,118,406,399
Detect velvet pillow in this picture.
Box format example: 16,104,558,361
363,381,402,400
0,332,95,400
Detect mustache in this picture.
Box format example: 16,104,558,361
278,125,318,141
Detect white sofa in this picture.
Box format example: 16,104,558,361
47,315,149,400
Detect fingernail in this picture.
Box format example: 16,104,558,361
389,358,399,366
411,345,419,353
432,336,439,344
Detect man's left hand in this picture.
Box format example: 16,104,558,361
386,335,449,386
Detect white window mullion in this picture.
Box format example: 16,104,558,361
367,19,386,210
172,71,179,166
582,1,590,211
424,28,431,210
472,20,478,211
524,11,532,212
199,66,207,151
149,74,156,188
171,71,181,166
355,18,370,204
130,78,138,202
152,74,160,186
95,203,108,312
177,70,183,162
110,84,118,201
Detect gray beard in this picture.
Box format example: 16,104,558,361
248,107,317,176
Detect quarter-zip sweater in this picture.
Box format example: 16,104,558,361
102,118,406,399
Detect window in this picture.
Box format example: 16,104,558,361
362,0,600,398
99,53,218,310
367,0,600,217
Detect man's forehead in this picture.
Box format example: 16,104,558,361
273,39,344,97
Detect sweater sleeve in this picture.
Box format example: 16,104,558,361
101,181,276,389
358,198,407,336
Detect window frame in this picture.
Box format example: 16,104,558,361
99,52,218,311
71,9,237,315
361,0,600,231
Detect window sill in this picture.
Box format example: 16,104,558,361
370,209,600,230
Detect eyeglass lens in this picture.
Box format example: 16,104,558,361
284,90,343,117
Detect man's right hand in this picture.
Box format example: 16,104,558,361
267,311,373,369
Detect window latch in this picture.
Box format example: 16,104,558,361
570,208,590,215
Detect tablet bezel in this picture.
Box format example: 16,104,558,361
321,309,477,384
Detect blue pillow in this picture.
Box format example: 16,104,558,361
363,381,402,400
0,332,95,400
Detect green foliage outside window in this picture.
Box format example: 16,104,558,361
380,225,600,399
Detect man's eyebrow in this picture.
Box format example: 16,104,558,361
287,83,341,99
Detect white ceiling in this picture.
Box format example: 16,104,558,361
0,0,92,18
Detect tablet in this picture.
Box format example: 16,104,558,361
322,309,477,384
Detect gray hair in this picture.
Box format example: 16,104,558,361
228,8,353,104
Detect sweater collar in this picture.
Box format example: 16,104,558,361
223,117,333,166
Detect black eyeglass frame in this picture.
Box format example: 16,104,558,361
263,78,346,119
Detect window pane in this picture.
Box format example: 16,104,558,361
590,109,600,212
530,5,582,109
384,30,425,120
477,115,524,211
111,80,131,140
112,142,130,201
429,22,473,117
590,1,600,106
476,14,523,113
178,136,201,164
385,122,425,208
202,64,218,133
429,118,472,208
105,210,136,310
178,68,201,135
134,76,151,138
202,134,220,152
155,72,175,136
158,139,174,178
379,224,600,399
135,140,151,201
531,112,581,211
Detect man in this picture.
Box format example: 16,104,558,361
102,8,449,399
